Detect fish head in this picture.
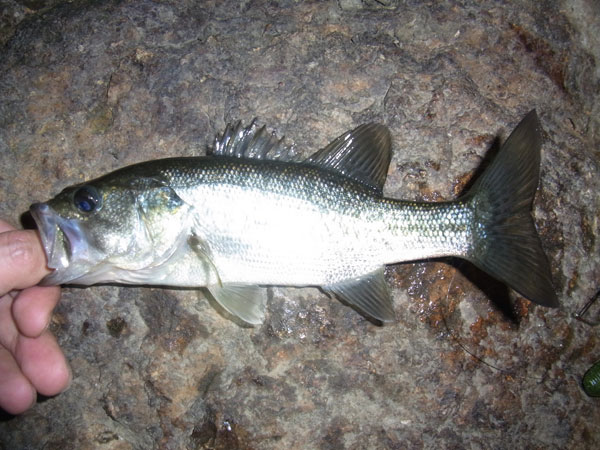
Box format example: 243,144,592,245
30,173,189,285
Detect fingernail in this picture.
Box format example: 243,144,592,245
60,366,73,393
27,386,38,410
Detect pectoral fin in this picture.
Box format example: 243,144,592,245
207,284,267,325
326,268,396,322
188,233,267,325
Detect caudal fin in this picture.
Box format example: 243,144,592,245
467,110,559,307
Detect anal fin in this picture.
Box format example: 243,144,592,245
326,268,396,323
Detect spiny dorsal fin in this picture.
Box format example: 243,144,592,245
212,119,300,162
326,268,396,323
306,123,392,193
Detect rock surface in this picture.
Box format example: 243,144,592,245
1,0,599,448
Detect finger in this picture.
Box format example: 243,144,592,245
15,330,71,397
12,286,61,338
0,230,51,294
0,294,39,410
0,292,19,354
0,219,17,233
0,346,37,415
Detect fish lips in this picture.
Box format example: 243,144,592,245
29,203,89,285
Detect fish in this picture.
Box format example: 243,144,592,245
29,111,559,324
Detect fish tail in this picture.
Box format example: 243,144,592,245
466,110,559,307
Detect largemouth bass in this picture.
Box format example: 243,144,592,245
30,111,558,324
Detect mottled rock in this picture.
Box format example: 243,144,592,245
1,0,599,449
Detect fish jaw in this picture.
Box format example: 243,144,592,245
29,202,91,285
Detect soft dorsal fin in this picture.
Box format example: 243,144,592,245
212,119,300,162
306,123,392,193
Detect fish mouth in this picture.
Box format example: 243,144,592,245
29,203,88,285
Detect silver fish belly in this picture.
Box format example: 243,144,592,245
30,113,558,324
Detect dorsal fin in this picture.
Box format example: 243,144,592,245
212,119,300,162
306,123,392,193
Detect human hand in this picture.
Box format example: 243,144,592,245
0,219,70,415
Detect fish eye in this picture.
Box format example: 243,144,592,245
73,186,102,213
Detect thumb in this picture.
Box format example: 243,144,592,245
0,230,51,294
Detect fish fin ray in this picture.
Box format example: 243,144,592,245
188,234,222,283
467,110,559,307
207,284,267,325
306,123,392,193
326,268,396,322
212,119,300,162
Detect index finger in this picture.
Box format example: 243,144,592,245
0,229,51,294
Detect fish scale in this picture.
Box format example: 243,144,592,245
161,157,470,284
